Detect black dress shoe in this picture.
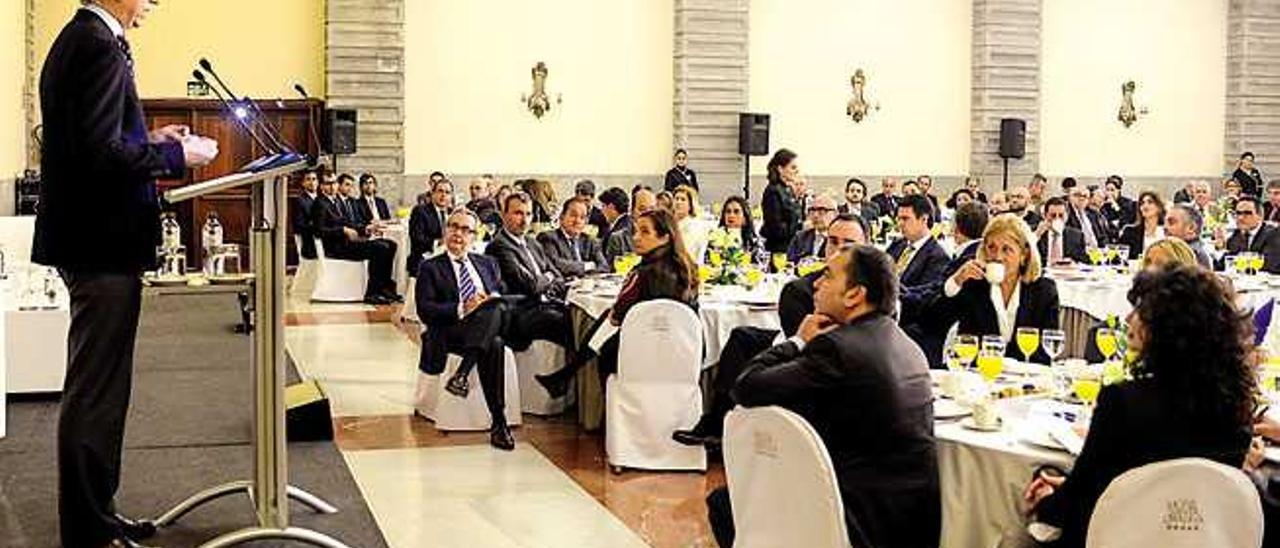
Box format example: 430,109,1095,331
534,372,570,399
672,428,721,448
364,294,391,305
107,537,157,548
490,423,516,451
113,514,157,541
445,372,470,398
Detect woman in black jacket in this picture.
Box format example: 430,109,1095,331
1116,190,1166,259
1024,265,1255,547
760,148,804,254
717,195,759,255
535,208,700,395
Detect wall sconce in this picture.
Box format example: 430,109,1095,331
846,69,880,123
520,61,563,120
1117,80,1150,128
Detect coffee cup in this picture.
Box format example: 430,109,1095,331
939,371,963,399
972,398,1001,429
984,262,1006,284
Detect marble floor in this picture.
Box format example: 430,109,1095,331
285,296,723,548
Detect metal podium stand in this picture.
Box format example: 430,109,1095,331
154,160,352,548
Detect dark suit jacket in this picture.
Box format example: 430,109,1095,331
664,167,698,192
1264,201,1280,225
605,227,635,264
785,228,822,263
408,203,448,276
733,314,940,548
292,193,318,259
1227,223,1280,274
931,276,1060,363
33,10,186,273
870,194,898,219
839,201,881,225
537,229,607,277
1234,167,1264,198
600,213,633,254
1035,379,1251,547
778,270,820,338
911,240,980,367
1067,206,1109,246
486,229,565,298
415,252,504,374
311,195,363,258
1102,196,1137,230
761,181,802,253
886,237,951,318
1038,227,1089,264
1021,209,1044,230
355,195,392,224
587,206,610,240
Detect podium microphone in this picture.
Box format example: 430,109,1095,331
294,83,311,99
293,82,324,163
193,69,274,155
199,58,292,154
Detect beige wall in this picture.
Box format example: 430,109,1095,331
748,0,972,178
403,0,674,176
1040,0,1227,178
33,0,325,100
1,0,25,176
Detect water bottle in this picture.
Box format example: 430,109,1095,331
161,211,182,251
202,211,224,275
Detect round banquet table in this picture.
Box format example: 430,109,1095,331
1051,267,1280,321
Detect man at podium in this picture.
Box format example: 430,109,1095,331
32,1,218,546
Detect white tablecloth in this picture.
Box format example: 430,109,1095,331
1052,270,1279,320
376,223,410,296
566,283,783,368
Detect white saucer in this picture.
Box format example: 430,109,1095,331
960,417,1002,432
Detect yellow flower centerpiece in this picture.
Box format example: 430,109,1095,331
703,228,758,287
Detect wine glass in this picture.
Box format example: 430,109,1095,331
771,253,789,274
1114,244,1130,265
1015,327,1040,364
1041,329,1066,366
1072,368,1102,409
953,334,979,370
1086,246,1104,266
976,335,1005,384
1095,328,1118,362
1251,252,1265,275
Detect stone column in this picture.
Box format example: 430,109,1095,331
970,0,1043,187
1226,0,1280,178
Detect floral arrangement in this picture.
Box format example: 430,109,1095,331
1100,314,1136,385
701,228,763,286
871,215,899,243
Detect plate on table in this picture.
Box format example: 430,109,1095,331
933,399,971,420
960,417,1002,432
209,273,254,285
146,275,189,287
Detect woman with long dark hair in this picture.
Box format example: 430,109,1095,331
760,148,804,254
718,196,759,254
535,209,700,396
1116,191,1165,259
1024,265,1256,547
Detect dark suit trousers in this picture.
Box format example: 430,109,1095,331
443,304,508,424
699,326,779,435
707,486,735,547
56,271,144,547
505,300,571,351
329,238,397,296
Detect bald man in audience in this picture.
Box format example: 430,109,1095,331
1007,186,1043,229
871,177,900,217
675,214,867,447
1165,204,1213,269
786,194,838,263
605,188,656,262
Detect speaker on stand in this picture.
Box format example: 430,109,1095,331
738,113,771,200
998,118,1026,191
321,108,358,172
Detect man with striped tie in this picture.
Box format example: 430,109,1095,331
415,210,515,450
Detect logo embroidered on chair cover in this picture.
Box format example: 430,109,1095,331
1161,499,1204,532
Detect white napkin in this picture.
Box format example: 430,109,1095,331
1043,417,1084,455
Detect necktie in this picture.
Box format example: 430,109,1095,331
895,245,916,275
337,198,350,220
570,235,582,262
456,259,478,304
517,236,542,277
1078,209,1098,247
1050,232,1063,263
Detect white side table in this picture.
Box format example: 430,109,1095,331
6,308,69,394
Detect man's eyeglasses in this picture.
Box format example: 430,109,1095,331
809,207,836,214
446,223,476,235
1235,210,1257,217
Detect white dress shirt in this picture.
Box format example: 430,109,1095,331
446,251,492,318
989,283,1021,343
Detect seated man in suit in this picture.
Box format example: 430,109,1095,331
597,186,632,252
675,214,867,447
1066,185,1108,247
870,177,900,218
605,187,657,263
1037,197,1089,265
337,173,365,224
415,210,514,450
785,194,838,263
705,245,940,548
487,192,573,352
312,173,400,304
1227,195,1280,274
408,177,454,278
575,179,611,239
1007,185,1043,230
1165,204,1214,269
465,175,501,229
355,173,393,223
887,194,950,352
909,202,989,368
538,197,607,277
416,171,447,206
291,168,320,259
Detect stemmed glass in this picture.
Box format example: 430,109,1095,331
953,334,979,370
1041,329,1066,366
1095,327,1119,362
977,335,1006,385
1015,327,1040,364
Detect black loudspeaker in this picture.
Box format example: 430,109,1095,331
738,113,771,156
999,118,1026,159
285,380,334,442
322,109,358,155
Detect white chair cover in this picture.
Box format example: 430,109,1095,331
1086,457,1264,548
514,340,571,415
309,238,368,303
605,299,706,471
399,276,420,323
289,235,320,297
723,406,851,548
414,350,522,431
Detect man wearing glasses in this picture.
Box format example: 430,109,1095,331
415,210,515,450
786,194,839,263
1226,195,1280,274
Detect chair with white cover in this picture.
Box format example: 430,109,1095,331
399,277,420,323
514,340,571,415
414,350,522,431
605,299,706,472
723,406,850,548
289,235,320,297
1085,457,1263,548
309,238,368,303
